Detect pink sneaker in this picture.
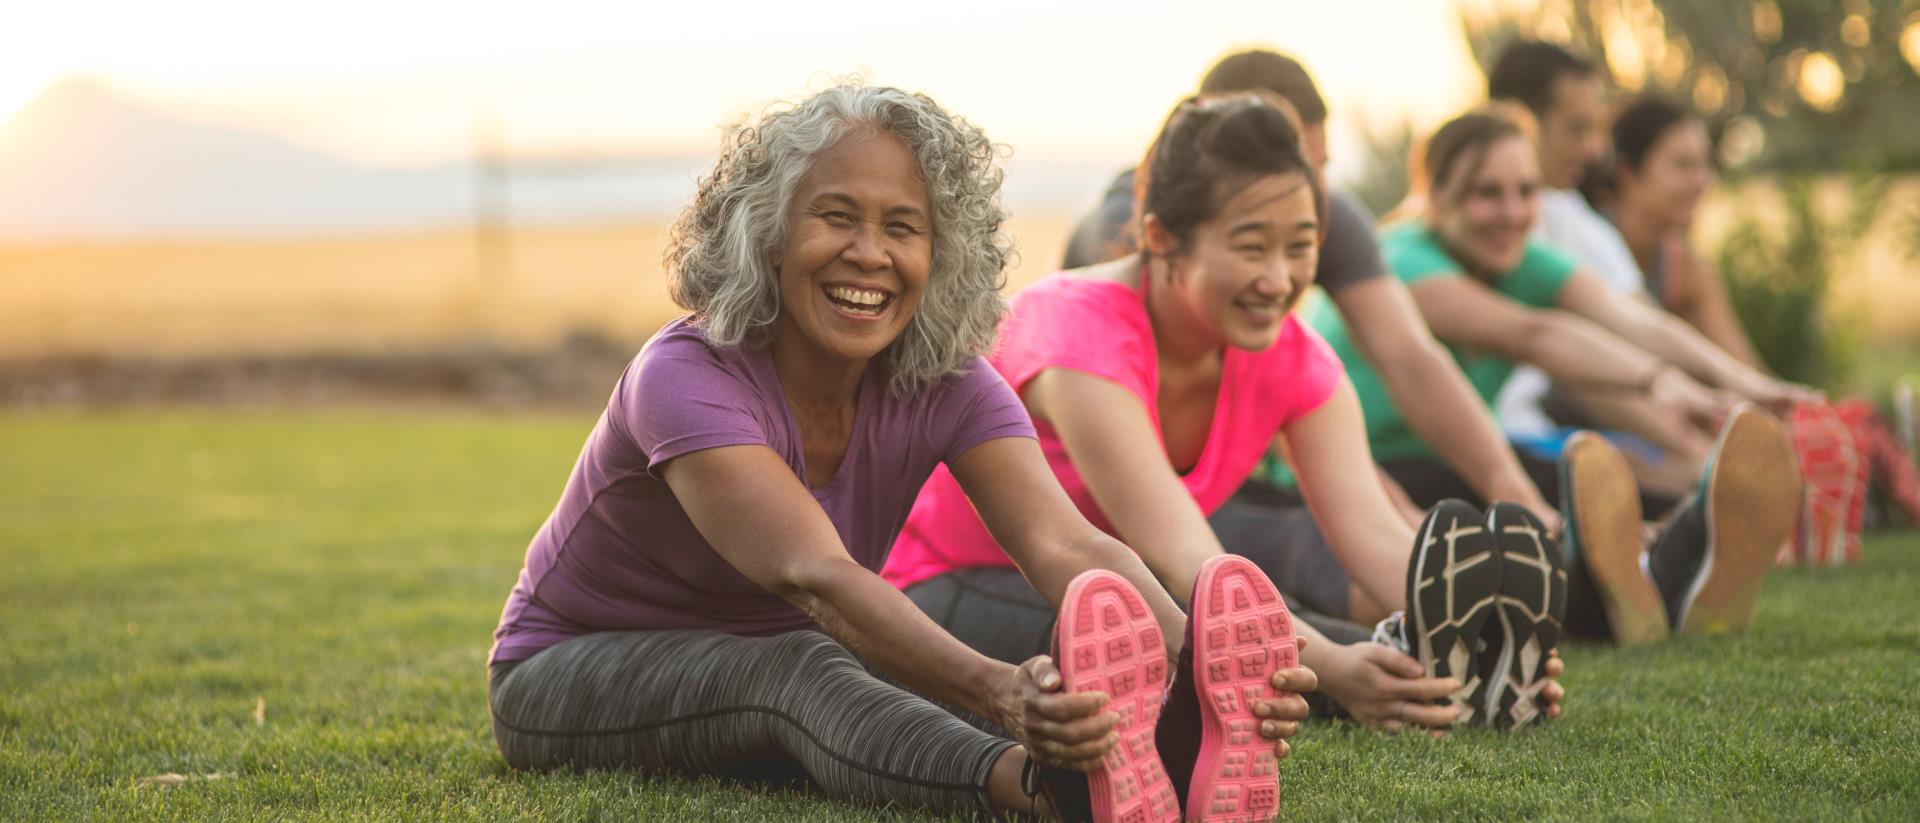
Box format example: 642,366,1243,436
1053,569,1177,823
1182,554,1296,822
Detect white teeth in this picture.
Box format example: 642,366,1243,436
826,286,888,307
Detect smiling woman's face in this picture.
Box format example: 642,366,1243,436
771,129,933,367
1156,170,1320,352
1432,135,1539,275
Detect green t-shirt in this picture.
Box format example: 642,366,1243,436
1260,221,1577,485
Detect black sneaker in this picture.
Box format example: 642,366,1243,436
1404,499,1500,726
1559,431,1669,647
1485,502,1566,729
1021,756,1096,823
1647,405,1801,635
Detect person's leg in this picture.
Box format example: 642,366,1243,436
1208,495,1368,624
904,567,1059,666
488,629,1015,817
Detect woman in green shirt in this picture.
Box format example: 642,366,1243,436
1315,105,1808,646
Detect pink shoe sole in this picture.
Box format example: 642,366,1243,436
1056,570,1178,823
1187,555,1295,822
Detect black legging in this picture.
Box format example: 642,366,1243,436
1380,451,1679,521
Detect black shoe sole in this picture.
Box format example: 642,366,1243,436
1485,502,1566,729
1406,499,1499,726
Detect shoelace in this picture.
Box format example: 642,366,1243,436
1370,610,1411,654
1019,754,1043,818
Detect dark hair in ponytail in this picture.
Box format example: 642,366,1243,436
1136,93,1323,255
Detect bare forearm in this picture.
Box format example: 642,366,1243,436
1632,310,1767,393
1521,314,1663,392
792,565,1009,717
1020,530,1189,657
1378,346,1548,512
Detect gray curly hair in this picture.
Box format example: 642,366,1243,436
665,82,1013,395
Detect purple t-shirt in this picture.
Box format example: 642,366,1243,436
489,317,1037,665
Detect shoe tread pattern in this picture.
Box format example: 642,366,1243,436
1408,501,1499,726
1058,571,1178,823
1187,555,1292,823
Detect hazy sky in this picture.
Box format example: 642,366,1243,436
5,0,1489,177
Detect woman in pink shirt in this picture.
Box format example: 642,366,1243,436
886,93,1568,732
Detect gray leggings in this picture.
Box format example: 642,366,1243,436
488,629,1015,817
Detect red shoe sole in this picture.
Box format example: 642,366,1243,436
1187,555,1294,823
1056,570,1177,823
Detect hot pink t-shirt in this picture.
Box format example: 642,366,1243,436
881,273,1345,590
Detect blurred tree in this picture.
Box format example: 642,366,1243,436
1347,120,1416,218
1459,0,1920,171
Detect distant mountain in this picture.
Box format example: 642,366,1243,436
0,77,702,240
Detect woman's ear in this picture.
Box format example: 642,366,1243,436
1140,214,1178,258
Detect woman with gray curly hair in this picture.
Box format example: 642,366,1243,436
484,83,1312,821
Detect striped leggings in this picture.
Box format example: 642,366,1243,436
488,629,1016,817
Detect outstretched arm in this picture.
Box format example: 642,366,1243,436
948,435,1186,656
1022,367,1460,730
1409,271,1735,444
1556,272,1813,413
1331,277,1554,527
951,435,1313,757
1279,377,1418,613
662,444,1114,770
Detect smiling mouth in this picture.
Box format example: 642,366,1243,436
822,285,895,317
1234,297,1284,321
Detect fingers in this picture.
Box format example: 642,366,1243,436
1028,710,1119,747
1029,688,1109,723
1255,694,1311,724
1545,653,1565,678
1355,643,1425,679
1256,718,1301,740
1020,656,1064,692
1385,675,1463,703
1270,665,1318,694
1397,700,1461,729
1270,738,1292,761
1029,730,1118,770
1294,635,1309,654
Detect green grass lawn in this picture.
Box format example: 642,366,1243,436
2,411,1916,821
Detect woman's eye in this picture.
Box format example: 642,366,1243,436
1236,245,1267,255
822,211,853,224
889,222,922,235
1287,242,1315,257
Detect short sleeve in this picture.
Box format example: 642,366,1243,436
1278,317,1345,423
1379,222,1463,287
619,332,771,476
1314,192,1388,294
938,357,1039,463
1506,240,1580,308
993,278,1156,404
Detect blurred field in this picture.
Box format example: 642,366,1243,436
2,178,1915,366
0,215,1077,361
2,411,1916,820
